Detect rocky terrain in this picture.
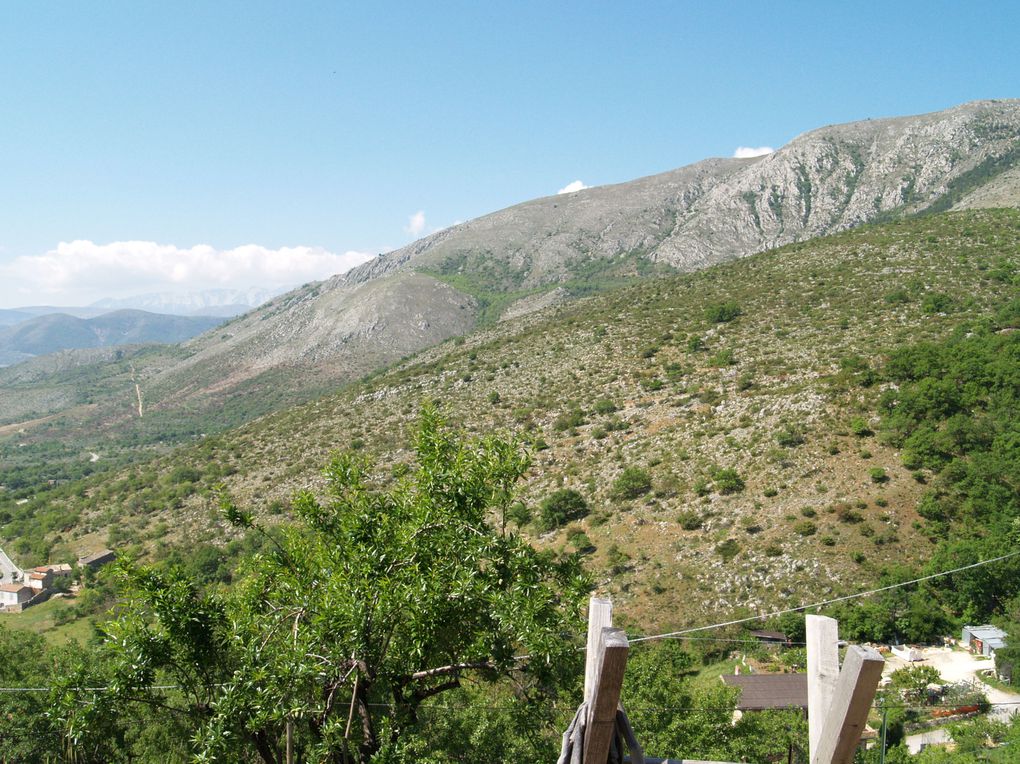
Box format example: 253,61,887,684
1,100,1018,475
128,100,1020,403
18,209,1015,631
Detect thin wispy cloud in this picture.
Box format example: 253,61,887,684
733,146,774,158
0,241,375,307
557,180,589,194
405,210,427,237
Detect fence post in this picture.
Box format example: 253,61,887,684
806,615,840,760
585,597,613,705
812,645,884,764
583,627,629,764
807,615,884,764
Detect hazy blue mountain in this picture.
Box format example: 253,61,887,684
0,309,227,362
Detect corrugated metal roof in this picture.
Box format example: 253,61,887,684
965,624,1008,641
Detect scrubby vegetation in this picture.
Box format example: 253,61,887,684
3,210,1020,760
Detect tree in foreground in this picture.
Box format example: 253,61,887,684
55,407,588,762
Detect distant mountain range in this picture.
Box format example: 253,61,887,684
0,310,227,366
0,306,111,327
90,287,284,317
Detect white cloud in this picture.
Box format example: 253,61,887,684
733,146,775,159
557,180,589,195
0,241,376,307
405,210,427,237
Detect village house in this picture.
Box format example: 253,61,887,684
26,567,54,590
0,583,34,611
45,563,73,577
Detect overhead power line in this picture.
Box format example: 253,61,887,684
628,547,1020,645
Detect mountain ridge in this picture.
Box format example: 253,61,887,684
164,100,1020,396
1,100,1018,447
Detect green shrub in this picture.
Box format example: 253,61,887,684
775,426,805,448
705,301,742,323
538,489,589,530
566,528,594,553
793,520,817,536
612,467,653,499
711,468,745,494
593,398,618,415
709,348,736,367
869,467,888,484
715,538,741,561
606,544,631,573
677,510,703,530
553,406,586,432
850,417,872,437
506,501,531,527
836,505,864,524
921,292,956,314
884,288,910,304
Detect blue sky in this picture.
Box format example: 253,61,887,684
0,1,1017,307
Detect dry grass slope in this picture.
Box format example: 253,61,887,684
31,210,1020,633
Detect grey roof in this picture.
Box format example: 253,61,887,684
78,549,116,565
965,625,1008,641
722,674,808,710
750,630,788,641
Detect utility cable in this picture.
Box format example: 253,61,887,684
628,547,1020,645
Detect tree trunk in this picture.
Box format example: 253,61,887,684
356,686,377,763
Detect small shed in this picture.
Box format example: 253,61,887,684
0,584,34,609
750,629,790,647
962,625,1008,658
77,549,116,570
721,673,808,711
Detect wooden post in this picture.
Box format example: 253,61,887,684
806,615,840,761
811,646,884,764
583,627,629,764
584,597,613,704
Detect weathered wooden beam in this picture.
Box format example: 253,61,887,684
583,627,629,764
811,645,884,764
806,614,840,760
584,597,613,705
623,759,741,764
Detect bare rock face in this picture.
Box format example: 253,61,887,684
154,101,1020,403
345,100,1019,280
